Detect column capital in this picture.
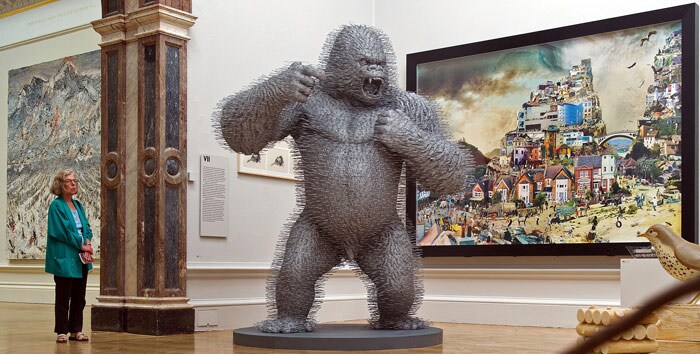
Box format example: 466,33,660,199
127,4,197,41
91,14,127,47
92,4,197,45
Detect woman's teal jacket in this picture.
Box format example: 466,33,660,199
45,197,93,278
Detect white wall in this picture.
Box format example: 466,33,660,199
186,0,375,265
185,0,377,329
184,0,697,330
0,0,101,303
1,0,697,331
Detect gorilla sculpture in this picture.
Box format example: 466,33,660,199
215,25,472,333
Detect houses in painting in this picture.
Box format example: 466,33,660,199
617,158,637,176
470,179,493,204
493,176,513,203
573,155,616,198
515,59,604,137
472,165,574,207
515,170,540,206
467,40,683,210
545,165,574,203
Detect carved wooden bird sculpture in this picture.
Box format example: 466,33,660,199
638,224,700,303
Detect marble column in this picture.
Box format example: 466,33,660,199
91,0,196,335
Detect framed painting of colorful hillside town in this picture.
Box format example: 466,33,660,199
406,4,698,257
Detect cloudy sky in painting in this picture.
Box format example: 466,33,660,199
417,21,680,154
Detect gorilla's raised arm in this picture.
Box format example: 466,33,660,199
375,91,473,195
216,63,324,154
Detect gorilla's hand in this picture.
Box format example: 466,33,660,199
272,62,325,103
374,109,421,151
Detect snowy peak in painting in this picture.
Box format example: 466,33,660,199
50,60,100,102
8,59,100,165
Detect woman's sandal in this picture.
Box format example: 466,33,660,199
69,332,89,341
56,334,68,343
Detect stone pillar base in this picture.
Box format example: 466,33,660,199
91,296,194,335
91,306,127,332
127,307,194,335
91,306,194,335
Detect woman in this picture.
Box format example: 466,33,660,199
45,168,93,343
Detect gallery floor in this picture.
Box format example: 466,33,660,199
0,302,581,354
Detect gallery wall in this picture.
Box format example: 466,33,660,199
184,0,378,329
1,0,697,330
187,0,698,265
0,0,102,303
183,0,698,329
186,0,376,265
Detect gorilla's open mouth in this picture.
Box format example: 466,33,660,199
362,77,383,99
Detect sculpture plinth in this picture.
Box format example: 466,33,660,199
233,324,442,351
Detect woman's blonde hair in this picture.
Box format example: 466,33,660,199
50,168,77,196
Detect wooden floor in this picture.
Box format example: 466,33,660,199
0,302,581,354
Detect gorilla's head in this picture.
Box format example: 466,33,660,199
321,25,396,107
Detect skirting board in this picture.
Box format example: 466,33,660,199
186,262,621,331
1,263,620,331
0,264,100,304
191,296,617,331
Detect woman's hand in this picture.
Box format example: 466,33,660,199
80,244,93,254
81,251,93,264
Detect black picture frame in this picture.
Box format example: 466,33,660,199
406,4,698,257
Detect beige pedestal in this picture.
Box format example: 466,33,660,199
619,259,700,353
656,304,700,353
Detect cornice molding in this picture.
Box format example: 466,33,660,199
0,23,93,51
91,4,197,46
91,14,126,46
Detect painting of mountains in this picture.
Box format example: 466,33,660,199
6,50,101,259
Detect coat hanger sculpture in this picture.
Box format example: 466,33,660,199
214,24,473,335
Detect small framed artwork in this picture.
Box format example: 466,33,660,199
237,138,299,181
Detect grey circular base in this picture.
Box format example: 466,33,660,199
233,323,443,350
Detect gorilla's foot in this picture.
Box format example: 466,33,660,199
255,317,316,333
370,316,430,330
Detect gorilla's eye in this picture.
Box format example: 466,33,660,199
358,58,370,66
